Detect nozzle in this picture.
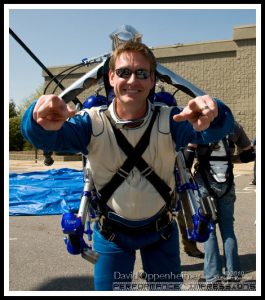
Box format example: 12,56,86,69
196,208,210,238
81,248,99,264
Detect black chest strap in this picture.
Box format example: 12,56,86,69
97,107,172,212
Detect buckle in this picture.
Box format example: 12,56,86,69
108,233,116,242
98,215,116,241
155,210,173,232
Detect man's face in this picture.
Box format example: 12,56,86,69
109,51,154,110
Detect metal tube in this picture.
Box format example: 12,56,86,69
9,28,81,106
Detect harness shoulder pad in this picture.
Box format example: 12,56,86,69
85,105,108,137
154,104,173,134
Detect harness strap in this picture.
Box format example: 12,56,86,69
98,110,158,211
95,106,174,240
196,137,234,200
110,118,172,207
98,107,173,212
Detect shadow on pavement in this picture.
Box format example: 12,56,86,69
35,275,94,291
240,253,256,276
30,253,256,291
181,253,256,274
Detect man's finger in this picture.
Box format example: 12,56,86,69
173,113,188,122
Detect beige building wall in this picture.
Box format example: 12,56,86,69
44,24,256,139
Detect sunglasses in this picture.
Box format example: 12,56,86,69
115,68,150,79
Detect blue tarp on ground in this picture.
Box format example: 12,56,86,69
9,168,84,216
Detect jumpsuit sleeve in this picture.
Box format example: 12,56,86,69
170,98,234,151
21,100,92,155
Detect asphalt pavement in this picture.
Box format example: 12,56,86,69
7,160,259,295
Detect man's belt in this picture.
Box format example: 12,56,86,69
98,207,174,240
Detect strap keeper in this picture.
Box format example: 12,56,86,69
108,233,116,242
155,211,173,232
117,168,129,178
141,166,153,177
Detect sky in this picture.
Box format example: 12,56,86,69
6,4,259,107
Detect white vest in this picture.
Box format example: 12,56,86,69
82,102,177,221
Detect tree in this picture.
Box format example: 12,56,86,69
9,84,45,151
9,99,18,118
9,116,24,151
9,99,23,150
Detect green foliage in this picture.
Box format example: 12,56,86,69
9,99,18,118
9,116,24,151
9,84,45,151
23,140,34,151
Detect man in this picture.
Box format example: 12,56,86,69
110,26,203,259
21,41,234,291
186,121,255,283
